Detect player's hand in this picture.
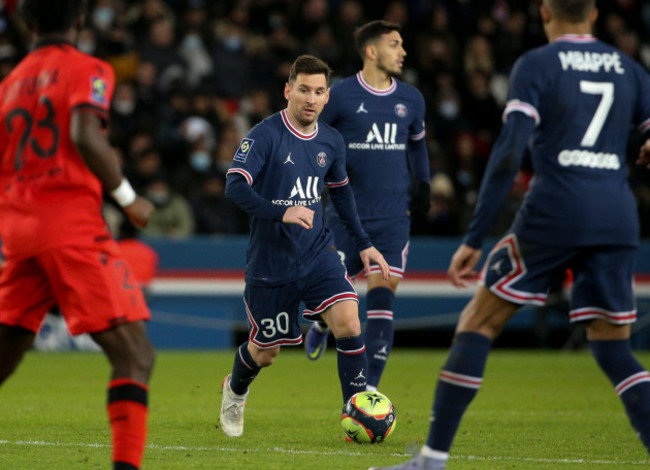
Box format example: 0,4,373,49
637,139,650,168
360,246,390,280
409,181,431,221
282,206,314,229
123,196,154,228
447,244,482,289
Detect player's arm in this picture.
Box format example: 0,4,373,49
70,111,153,228
407,137,431,219
448,112,535,288
224,174,295,222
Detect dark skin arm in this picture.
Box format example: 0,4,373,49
70,111,153,228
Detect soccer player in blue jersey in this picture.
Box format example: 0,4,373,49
369,1,650,469
219,54,390,437
304,20,430,393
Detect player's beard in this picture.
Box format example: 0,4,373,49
377,56,402,78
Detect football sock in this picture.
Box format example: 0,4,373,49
590,339,650,451
107,379,148,470
230,341,261,395
364,287,395,388
427,332,492,452
336,335,368,402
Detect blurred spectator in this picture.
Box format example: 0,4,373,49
191,172,248,235
140,175,196,237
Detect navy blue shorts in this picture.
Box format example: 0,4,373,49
327,213,410,278
481,233,637,325
243,249,357,349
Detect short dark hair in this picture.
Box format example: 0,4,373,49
288,55,332,85
545,0,595,23
353,20,401,60
20,0,86,34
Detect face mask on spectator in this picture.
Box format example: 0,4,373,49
183,34,202,50
223,36,243,51
77,40,96,55
93,7,115,32
438,99,459,120
113,100,135,116
147,189,170,206
190,151,212,172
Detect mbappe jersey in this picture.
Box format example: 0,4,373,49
227,110,353,286
320,72,426,220
484,35,650,247
0,40,115,260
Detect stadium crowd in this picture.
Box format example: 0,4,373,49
0,0,648,238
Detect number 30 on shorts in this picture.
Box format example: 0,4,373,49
260,312,290,338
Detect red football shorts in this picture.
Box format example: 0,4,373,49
0,241,151,335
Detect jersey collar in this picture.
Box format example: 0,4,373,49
281,109,318,140
356,71,397,96
556,34,596,43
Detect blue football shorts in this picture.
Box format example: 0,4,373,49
243,249,357,349
327,213,410,279
481,233,637,325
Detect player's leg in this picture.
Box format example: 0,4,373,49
364,274,399,391
0,257,54,385
40,244,153,470
368,287,517,470
358,217,409,389
321,299,368,403
0,325,36,384
303,254,365,403
91,321,154,470
221,283,299,436
575,246,650,454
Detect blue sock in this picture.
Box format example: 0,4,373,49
590,339,650,452
364,287,395,388
427,332,492,452
336,335,368,403
229,342,261,395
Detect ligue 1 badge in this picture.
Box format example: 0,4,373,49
394,103,407,118
316,151,327,167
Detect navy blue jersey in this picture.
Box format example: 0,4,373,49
467,35,650,248
320,72,427,220
227,110,366,286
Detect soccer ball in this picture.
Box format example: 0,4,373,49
341,391,396,443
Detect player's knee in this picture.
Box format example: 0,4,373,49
251,346,279,368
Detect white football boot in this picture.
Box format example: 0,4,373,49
219,374,248,437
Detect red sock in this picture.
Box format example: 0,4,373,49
107,378,148,470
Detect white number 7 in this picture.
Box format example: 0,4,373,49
579,80,613,147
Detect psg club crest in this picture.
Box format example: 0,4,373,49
316,151,327,167
394,103,407,118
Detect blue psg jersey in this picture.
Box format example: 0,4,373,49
320,72,426,220
227,110,351,285
498,35,650,247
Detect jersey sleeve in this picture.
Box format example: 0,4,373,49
227,124,271,185
68,58,115,126
225,125,286,220
501,52,543,127
633,62,650,137
408,88,426,140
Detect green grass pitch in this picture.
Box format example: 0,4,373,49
0,348,649,469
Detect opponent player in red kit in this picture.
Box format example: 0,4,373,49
0,1,155,469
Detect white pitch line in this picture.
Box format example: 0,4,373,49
0,439,647,465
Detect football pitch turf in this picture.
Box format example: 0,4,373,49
1,348,649,469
